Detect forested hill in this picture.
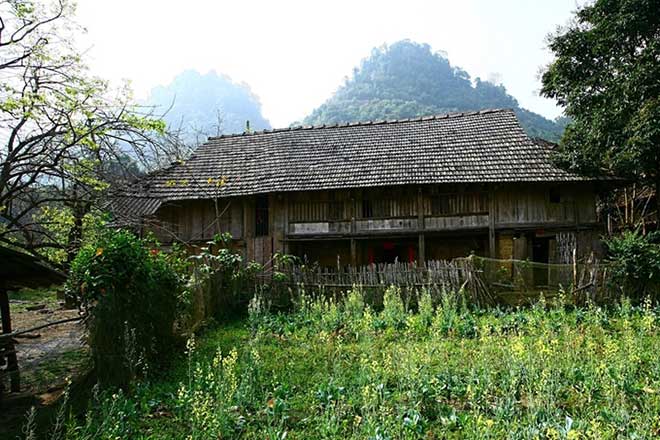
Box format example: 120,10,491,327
304,40,564,141
146,70,270,140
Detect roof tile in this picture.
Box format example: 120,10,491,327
126,109,597,201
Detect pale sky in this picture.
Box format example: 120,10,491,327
75,0,581,128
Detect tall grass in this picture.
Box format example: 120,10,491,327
34,288,660,439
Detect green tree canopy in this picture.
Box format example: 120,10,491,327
304,40,564,141
0,0,170,263
541,0,660,207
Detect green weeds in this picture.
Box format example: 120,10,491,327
44,288,660,438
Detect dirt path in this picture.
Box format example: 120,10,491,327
1,293,89,436
7,300,86,392
12,305,83,364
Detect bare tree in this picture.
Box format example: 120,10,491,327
0,1,177,264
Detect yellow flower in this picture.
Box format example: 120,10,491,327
567,431,581,440
546,427,560,440
95,247,103,256
511,338,525,358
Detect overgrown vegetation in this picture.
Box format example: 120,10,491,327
61,230,274,389
66,230,182,388
606,230,660,302
38,287,660,439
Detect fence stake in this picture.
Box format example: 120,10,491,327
0,289,20,393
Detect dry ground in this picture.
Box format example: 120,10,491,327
1,288,88,436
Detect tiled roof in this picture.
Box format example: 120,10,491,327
0,246,66,289
106,195,162,226
126,109,597,201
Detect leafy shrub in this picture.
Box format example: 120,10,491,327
606,230,660,302
344,286,364,315
66,230,182,388
381,285,407,330
417,289,434,325
185,233,290,326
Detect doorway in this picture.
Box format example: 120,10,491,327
531,236,550,286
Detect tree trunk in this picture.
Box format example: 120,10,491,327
67,200,91,265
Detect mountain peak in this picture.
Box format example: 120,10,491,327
304,40,562,141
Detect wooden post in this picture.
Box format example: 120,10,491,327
417,188,426,265
418,234,425,265
572,247,578,287
350,194,358,266
243,198,252,261
350,194,357,235
488,187,496,258
283,195,289,255
350,238,357,267
0,289,20,393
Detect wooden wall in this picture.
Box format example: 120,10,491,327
494,184,597,226
149,198,242,244
147,183,601,265
283,183,597,232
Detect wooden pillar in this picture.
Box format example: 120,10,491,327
0,289,20,393
243,198,253,262
350,194,357,267
418,234,425,265
488,187,496,258
350,239,357,267
350,193,357,234
417,187,426,264
283,195,289,255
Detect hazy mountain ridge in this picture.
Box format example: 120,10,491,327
146,70,271,140
304,40,564,141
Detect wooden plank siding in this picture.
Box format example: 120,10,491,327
149,198,241,244
146,183,601,265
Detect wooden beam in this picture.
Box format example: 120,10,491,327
488,187,496,257
0,289,20,393
283,194,289,254
350,193,357,235
417,187,426,264
418,233,425,265
350,238,357,266
417,187,425,231
350,193,358,266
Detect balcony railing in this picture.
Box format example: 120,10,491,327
287,213,490,236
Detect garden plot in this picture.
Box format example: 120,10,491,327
62,289,660,439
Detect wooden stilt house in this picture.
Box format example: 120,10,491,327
114,109,612,267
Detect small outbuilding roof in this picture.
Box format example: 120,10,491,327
0,246,66,290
